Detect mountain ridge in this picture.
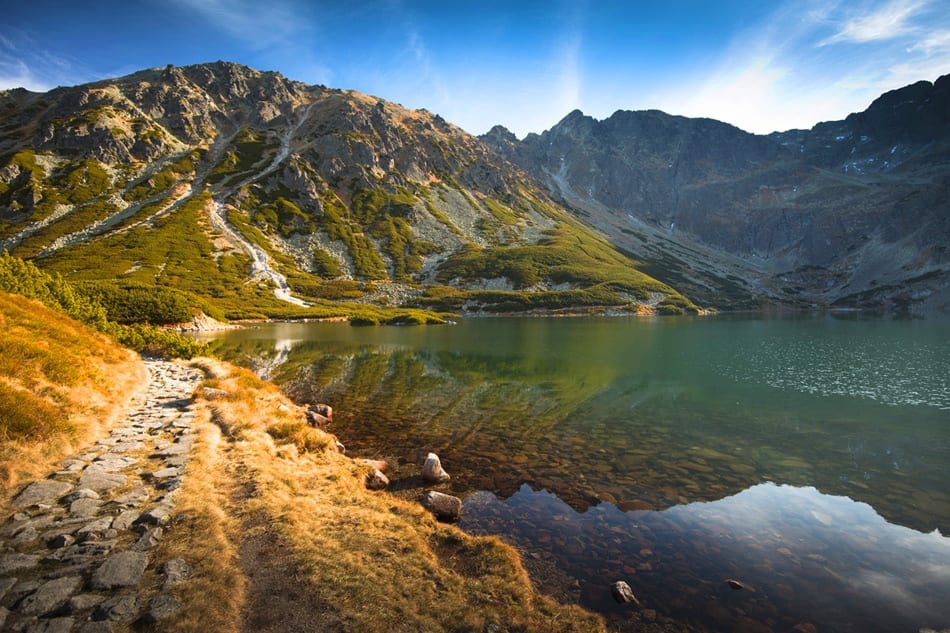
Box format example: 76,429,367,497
0,61,697,320
483,74,950,313
2,61,947,317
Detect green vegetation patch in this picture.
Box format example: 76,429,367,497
435,223,672,294
0,253,206,358
206,129,270,185
317,193,388,279
75,282,196,325
252,196,316,237
351,188,429,280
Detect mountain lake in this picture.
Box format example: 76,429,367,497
196,314,950,633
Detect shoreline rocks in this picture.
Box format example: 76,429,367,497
422,452,451,484
421,491,462,522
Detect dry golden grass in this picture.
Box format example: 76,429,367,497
0,292,146,500
181,358,605,633
153,406,244,633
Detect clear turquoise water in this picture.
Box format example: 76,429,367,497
199,315,950,632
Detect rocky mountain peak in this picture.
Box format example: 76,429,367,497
483,75,950,314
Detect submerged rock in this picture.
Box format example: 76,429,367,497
421,491,462,522
422,452,451,484
611,580,641,605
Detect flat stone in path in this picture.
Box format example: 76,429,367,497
90,551,149,589
13,480,73,508
148,467,181,480
0,576,16,599
18,575,81,616
144,592,180,623
31,616,76,633
78,466,127,491
139,503,173,526
0,553,41,574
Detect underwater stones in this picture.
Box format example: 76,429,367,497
364,469,390,491
421,491,462,522
422,452,451,484
611,580,641,605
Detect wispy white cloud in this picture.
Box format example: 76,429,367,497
644,0,950,133
552,33,582,116
821,0,926,45
0,28,89,91
909,28,950,54
167,0,304,50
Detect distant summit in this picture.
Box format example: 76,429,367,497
483,74,950,313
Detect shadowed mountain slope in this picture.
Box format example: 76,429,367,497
483,75,950,313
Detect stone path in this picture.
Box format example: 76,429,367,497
0,359,203,632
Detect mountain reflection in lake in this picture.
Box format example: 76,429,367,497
461,482,950,633
197,316,950,631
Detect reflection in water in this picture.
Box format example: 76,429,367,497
197,316,950,631
461,483,950,633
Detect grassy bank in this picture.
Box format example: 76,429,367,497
0,292,146,496
158,359,606,633
0,282,605,631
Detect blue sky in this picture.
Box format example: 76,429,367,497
2,0,948,137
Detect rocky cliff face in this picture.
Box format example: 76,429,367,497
0,62,693,318
484,76,950,313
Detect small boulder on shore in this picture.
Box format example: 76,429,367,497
421,491,462,522
361,459,389,472
422,452,450,484
365,469,389,491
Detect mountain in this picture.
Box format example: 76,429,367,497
483,76,950,313
0,62,696,320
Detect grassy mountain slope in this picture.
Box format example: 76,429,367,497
0,62,697,318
